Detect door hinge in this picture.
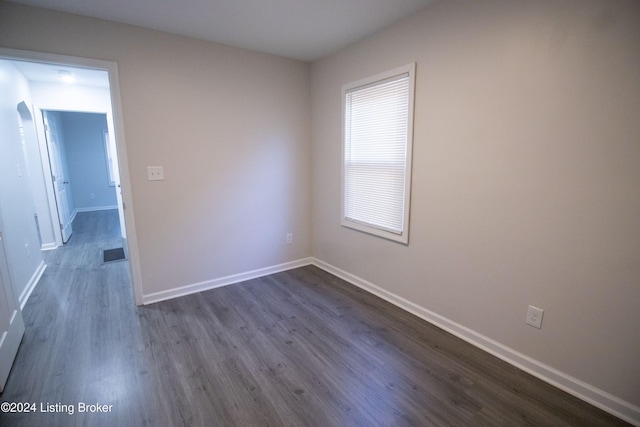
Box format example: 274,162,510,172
59,223,64,230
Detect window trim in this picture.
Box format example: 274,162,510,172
341,63,416,244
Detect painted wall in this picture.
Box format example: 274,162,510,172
311,0,640,410
16,100,55,250
60,112,116,211
0,61,45,303
0,2,312,296
30,81,112,112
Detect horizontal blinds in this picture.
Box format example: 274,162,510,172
344,73,409,234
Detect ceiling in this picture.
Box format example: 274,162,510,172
8,0,435,62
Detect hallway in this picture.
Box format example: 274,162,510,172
0,210,149,426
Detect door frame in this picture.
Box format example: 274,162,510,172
36,108,116,246
0,47,143,306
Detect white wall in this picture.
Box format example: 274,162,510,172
60,112,116,211
0,2,312,298
16,100,55,250
311,0,640,414
30,81,112,113
0,61,45,303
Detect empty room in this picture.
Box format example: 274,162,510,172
0,0,638,425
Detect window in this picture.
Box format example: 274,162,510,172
342,63,415,244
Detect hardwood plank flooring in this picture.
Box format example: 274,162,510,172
0,210,630,426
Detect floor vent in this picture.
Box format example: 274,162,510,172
103,247,126,263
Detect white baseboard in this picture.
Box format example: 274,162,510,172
74,205,118,213
142,257,314,305
19,260,46,310
311,258,640,426
40,242,57,251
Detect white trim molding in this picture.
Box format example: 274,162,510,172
40,242,57,251
19,260,46,310
74,206,118,213
142,258,314,305
311,258,640,426
69,209,77,226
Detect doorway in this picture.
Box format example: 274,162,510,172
0,48,142,306
41,110,120,245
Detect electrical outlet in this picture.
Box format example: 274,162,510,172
286,233,293,245
526,305,544,329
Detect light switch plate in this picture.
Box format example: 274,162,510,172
147,166,164,181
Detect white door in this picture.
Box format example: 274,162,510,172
0,231,25,392
43,111,73,243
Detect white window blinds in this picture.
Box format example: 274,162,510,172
342,64,415,243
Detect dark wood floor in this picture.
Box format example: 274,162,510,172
0,210,630,426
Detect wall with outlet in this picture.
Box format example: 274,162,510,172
311,0,640,412
1,0,638,421
0,61,45,304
